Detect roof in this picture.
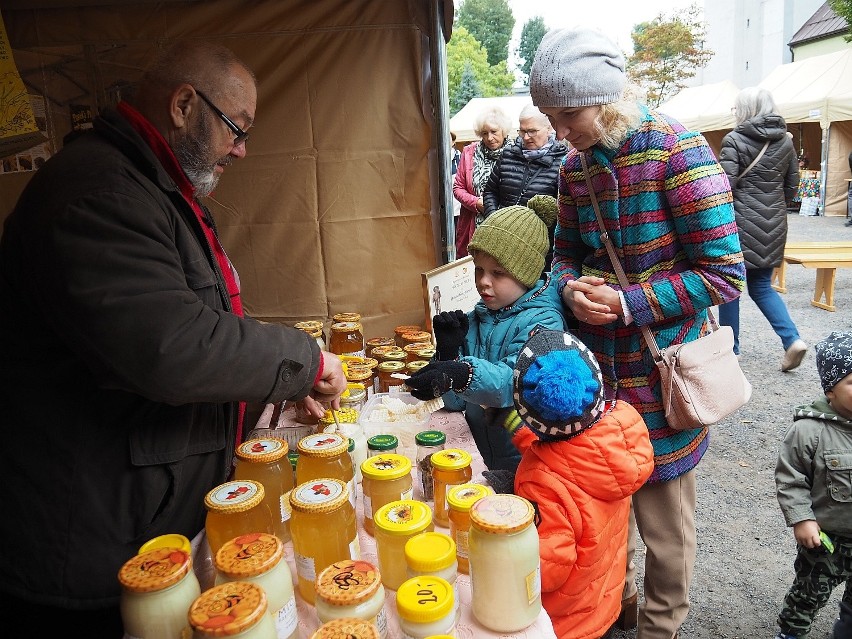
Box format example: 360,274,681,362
789,2,849,46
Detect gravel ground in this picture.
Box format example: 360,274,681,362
612,213,852,639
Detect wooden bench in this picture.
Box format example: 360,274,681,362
780,248,852,311
771,241,852,294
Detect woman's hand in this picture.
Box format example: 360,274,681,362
563,276,620,324
476,197,484,213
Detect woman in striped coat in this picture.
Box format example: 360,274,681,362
530,28,746,639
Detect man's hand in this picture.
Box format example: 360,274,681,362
405,360,472,400
432,310,469,360
305,351,347,415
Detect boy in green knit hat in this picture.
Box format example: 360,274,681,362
406,195,567,471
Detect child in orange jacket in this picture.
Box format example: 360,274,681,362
503,329,654,639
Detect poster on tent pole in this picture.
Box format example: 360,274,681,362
0,10,47,160
421,256,479,336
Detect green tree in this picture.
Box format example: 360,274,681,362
828,0,852,42
446,26,515,115
456,0,514,67
626,3,713,107
452,61,481,114
516,16,548,86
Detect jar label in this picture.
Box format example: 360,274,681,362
279,493,292,522
275,595,298,637
293,480,344,505
294,551,317,581
363,494,372,520
455,529,470,558
443,482,465,516
349,535,361,560
348,479,357,509
401,487,413,501
526,564,542,605
375,608,389,639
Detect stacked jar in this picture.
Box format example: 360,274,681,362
289,478,359,605
446,483,493,574
360,453,413,536
311,618,381,639
232,437,294,544
405,359,430,379
372,500,434,591
204,479,275,555
393,325,422,347
404,532,459,622
340,383,368,413
294,320,326,351
189,581,278,639
377,360,407,393
395,576,456,639
365,336,395,359
468,494,542,632
213,532,298,639
399,330,433,352
296,432,355,509
430,449,473,527
314,559,388,638
345,364,376,399
329,321,365,358
118,545,201,639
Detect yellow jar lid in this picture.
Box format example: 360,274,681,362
214,532,283,579
235,437,288,463
314,559,383,606
404,532,456,572
119,546,192,592
373,500,432,536
406,360,430,374
333,312,362,323
430,448,472,471
396,575,454,623
413,347,436,360
360,453,412,480
470,494,535,534
377,360,406,372
138,533,191,555
331,321,363,332
310,617,381,639
204,480,265,514
379,351,407,363
446,483,493,512
298,432,349,457
189,581,267,636
289,478,351,514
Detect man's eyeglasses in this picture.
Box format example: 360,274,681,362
195,89,250,146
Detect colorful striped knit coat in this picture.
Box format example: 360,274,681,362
551,107,746,483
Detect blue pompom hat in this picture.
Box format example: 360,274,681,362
513,329,608,440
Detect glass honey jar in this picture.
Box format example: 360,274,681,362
329,321,365,358
233,437,294,544
333,312,362,323
399,331,433,349
377,361,407,393
365,336,395,359
204,480,276,555
311,618,381,639
213,532,298,639
395,576,456,639
403,343,431,363
367,434,398,457
289,478,359,605
189,581,278,639
371,345,405,363
345,366,376,399
119,546,201,639
294,320,326,351
411,347,435,362
394,325,422,348
405,360,430,378
296,433,355,508
468,494,541,633
360,453,414,536
373,500,434,591
340,383,368,412
430,449,473,528
446,483,493,574
314,560,388,638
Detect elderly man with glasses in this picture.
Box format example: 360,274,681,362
0,41,347,636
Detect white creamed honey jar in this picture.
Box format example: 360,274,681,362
188,581,278,638
314,559,388,639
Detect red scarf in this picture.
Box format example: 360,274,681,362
118,101,246,442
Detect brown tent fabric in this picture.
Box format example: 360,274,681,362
0,0,454,336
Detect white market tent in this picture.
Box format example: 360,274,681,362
450,95,533,144
658,80,739,134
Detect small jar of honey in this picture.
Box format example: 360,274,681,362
365,336,395,359
329,322,365,357
394,325,422,347
377,361,407,393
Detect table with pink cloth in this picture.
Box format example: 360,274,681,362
216,401,558,639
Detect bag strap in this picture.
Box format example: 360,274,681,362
578,154,717,364
736,140,770,182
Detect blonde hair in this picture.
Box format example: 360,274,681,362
474,106,513,138
594,83,645,150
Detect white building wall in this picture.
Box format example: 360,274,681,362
692,0,825,88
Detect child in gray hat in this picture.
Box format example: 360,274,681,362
774,330,852,639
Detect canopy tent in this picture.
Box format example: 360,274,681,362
449,95,532,144
658,80,740,134
0,0,457,336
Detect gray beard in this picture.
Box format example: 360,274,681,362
174,111,224,198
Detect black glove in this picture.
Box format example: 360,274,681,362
432,310,469,361
405,360,472,400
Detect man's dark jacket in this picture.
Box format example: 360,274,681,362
0,108,320,610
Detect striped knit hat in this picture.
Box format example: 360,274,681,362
513,329,608,441
467,194,557,288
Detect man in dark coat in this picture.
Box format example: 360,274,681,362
0,41,347,636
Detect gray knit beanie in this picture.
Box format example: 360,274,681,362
467,195,557,289
530,27,626,108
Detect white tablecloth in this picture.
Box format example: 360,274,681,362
221,402,557,639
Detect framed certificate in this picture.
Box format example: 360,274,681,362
421,256,479,333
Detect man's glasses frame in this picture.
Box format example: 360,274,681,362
195,89,249,146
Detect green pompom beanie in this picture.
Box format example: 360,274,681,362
467,194,558,289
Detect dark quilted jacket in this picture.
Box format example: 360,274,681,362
719,114,799,269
